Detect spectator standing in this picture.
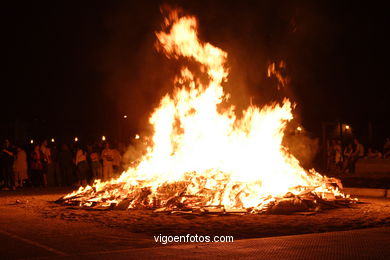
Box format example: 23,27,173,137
383,137,390,159
59,144,74,186
75,145,89,186
40,140,51,186
112,145,122,177
50,143,62,186
101,142,114,180
334,140,343,173
1,139,15,190
327,140,336,172
342,144,353,173
90,146,103,181
86,145,93,183
327,139,342,173
367,148,382,159
351,138,364,173
30,144,44,186
13,145,28,188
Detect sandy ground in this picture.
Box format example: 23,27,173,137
1,187,389,241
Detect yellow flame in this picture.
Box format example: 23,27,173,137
64,10,345,211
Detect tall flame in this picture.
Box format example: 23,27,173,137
64,10,345,211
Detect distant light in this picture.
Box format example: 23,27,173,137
102,135,106,141
74,137,78,142
345,125,350,130
297,126,302,132
123,115,128,119
51,138,55,143
135,134,140,140
30,139,34,144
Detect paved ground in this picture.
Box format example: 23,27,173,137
69,227,390,259
0,188,389,259
1,222,389,259
0,206,153,259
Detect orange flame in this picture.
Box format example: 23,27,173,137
64,10,346,211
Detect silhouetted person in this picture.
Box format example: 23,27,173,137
112,144,122,177
59,144,74,186
1,139,15,190
41,140,53,186
367,148,382,159
75,145,89,186
13,145,28,188
334,140,343,173
101,142,114,180
327,139,342,173
90,146,103,182
30,144,44,187
351,138,364,173
50,143,61,186
383,137,390,159
342,143,353,173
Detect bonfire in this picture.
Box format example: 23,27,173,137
58,9,354,214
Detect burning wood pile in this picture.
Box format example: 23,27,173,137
58,9,356,214
57,171,354,215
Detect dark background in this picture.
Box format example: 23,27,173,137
1,0,389,148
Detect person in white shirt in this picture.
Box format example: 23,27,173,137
75,145,89,186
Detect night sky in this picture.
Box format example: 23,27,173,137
2,0,389,147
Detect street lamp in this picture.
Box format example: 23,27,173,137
74,137,78,142
51,138,55,143
102,135,106,141
30,139,34,144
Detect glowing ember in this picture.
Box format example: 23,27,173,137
61,10,352,213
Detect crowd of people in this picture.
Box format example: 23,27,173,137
1,135,390,190
327,137,390,174
0,139,128,190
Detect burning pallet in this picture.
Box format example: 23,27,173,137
56,177,355,215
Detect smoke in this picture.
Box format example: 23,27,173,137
121,135,151,171
283,133,319,169
97,1,307,130
97,1,325,167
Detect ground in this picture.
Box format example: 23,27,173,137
1,187,389,242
